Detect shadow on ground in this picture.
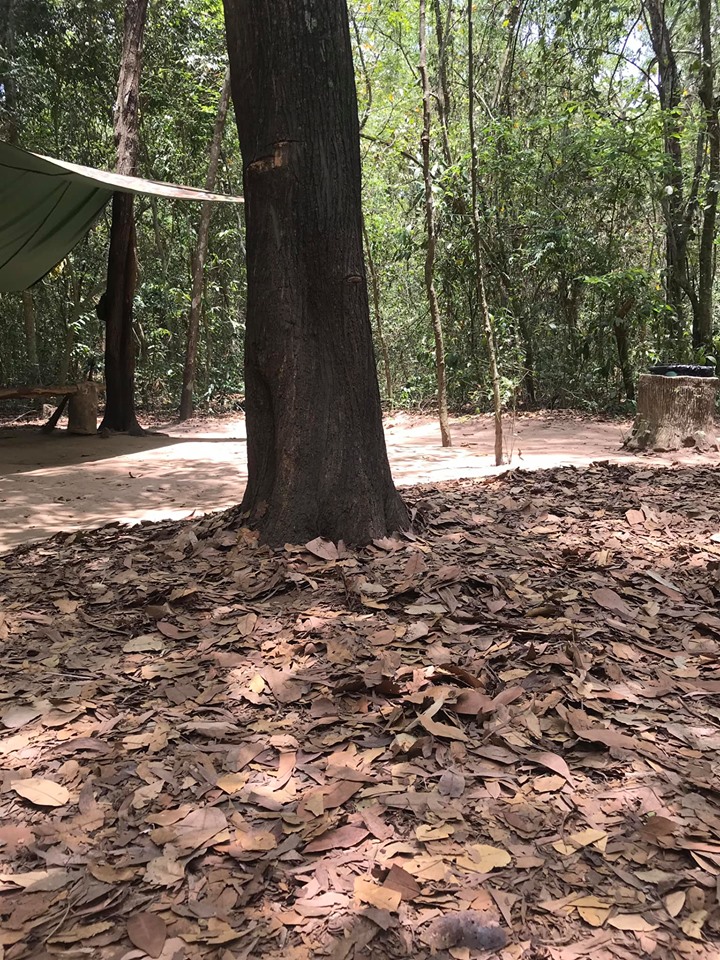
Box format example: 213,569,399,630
0,411,717,553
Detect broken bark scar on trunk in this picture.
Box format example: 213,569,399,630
248,140,296,174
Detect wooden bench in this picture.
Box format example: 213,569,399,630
0,384,100,434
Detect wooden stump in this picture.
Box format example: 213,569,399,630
625,374,719,452
67,382,99,435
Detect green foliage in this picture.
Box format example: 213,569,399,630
0,0,244,410
0,0,716,414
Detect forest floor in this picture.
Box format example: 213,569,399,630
0,414,719,960
0,410,716,553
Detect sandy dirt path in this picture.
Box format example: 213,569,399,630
0,411,715,552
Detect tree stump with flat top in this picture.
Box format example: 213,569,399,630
625,374,719,452
67,382,99,435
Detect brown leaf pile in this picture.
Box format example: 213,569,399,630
1,462,720,960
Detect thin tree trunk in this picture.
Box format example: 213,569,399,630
419,0,452,447
100,0,148,434
493,1,523,114
223,0,408,545
697,0,719,353
179,67,232,421
149,195,168,275
21,290,40,381
468,0,503,464
432,0,453,166
362,218,393,405
0,0,19,144
613,320,635,401
517,312,536,405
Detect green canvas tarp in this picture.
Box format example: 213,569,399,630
0,140,243,293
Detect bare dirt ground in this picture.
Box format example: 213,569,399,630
0,410,717,552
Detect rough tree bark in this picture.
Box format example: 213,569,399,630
179,68,232,421
644,0,698,347
222,0,408,545
419,0,452,447
99,0,148,434
626,374,719,451
468,0,503,464
697,0,719,353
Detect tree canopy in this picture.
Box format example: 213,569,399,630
0,0,717,412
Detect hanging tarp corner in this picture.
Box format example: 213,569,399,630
0,140,244,293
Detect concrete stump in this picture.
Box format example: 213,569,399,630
67,382,99,435
625,374,719,452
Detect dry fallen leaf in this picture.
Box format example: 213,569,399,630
127,912,167,958
419,713,468,742
1,704,45,729
304,825,369,853
11,778,71,807
681,910,708,939
354,877,402,912
456,843,512,872
608,914,658,932
383,864,421,901
123,634,165,653
0,869,74,891
591,586,636,620
305,537,338,561
3,459,720,959
664,890,686,918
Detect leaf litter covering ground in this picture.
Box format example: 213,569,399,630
1,462,720,960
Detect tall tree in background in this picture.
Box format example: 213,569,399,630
222,0,408,544
100,0,148,433
468,0,503,465
179,67,232,421
419,0,452,447
1,0,40,383
697,0,719,353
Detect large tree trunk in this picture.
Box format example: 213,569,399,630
99,0,148,434
626,374,718,451
179,68,232,421
697,0,719,354
419,0,452,447
468,0,503,464
222,0,408,545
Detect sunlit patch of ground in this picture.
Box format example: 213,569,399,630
0,410,716,551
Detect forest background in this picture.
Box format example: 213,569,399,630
0,0,717,416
